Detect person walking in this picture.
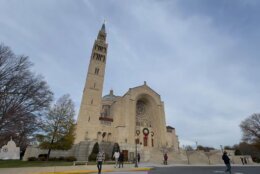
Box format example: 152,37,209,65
119,151,124,168
164,153,168,165
96,150,105,174
137,153,140,163
222,151,231,174
113,150,120,168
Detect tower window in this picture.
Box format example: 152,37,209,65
97,54,101,61
95,68,99,75
91,99,93,104
103,56,106,62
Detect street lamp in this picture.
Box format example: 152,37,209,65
220,145,223,153
135,138,138,168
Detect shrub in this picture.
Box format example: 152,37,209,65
88,153,97,161
38,156,47,161
48,157,59,161
58,156,65,161
65,156,77,162
38,154,47,161
38,154,48,158
28,157,37,161
234,149,242,155
105,153,110,161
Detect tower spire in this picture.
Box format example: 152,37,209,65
101,20,106,33
97,21,107,41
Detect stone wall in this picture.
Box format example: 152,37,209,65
23,145,74,161
23,144,255,165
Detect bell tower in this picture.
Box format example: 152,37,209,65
75,23,108,144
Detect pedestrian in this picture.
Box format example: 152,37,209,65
244,157,247,164
119,151,124,168
222,151,231,174
137,153,140,163
96,150,105,174
113,150,120,168
164,153,168,165
240,157,244,165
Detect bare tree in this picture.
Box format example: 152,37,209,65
0,44,53,150
197,145,215,152
240,113,260,144
205,151,218,165
183,145,195,164
37,94,75,160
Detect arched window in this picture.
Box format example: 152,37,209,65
95,67,99,75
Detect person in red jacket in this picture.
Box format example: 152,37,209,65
164,153,168,165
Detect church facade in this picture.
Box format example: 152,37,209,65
74,23,179,161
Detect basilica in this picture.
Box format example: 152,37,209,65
23,24,253,165
74,23,179,161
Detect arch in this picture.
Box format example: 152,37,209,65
97,132,102,141
135,93,158,128
132,90,163,148
107,133,112,142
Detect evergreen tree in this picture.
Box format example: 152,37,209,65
88,142,99,161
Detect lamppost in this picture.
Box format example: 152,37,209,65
135,138,138,168
220,145,223,153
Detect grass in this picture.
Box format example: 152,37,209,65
0,160,73,168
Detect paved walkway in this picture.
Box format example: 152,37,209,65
0,163,152,174
0,163,258,174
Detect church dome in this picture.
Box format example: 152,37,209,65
103,90,117,100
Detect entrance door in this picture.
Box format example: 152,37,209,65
122,150,128,161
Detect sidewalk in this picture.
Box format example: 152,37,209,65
0,163,152,174
0,163,259,174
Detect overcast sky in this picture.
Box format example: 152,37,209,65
1,0,260,149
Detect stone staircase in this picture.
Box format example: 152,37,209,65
74,140,93,161
99,141,114,158
145,148,188,164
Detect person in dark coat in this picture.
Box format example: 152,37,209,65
222,151,231,174
118,151,124,168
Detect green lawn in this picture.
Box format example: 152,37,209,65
0,160,73,168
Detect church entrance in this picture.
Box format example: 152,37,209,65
122,150,128,161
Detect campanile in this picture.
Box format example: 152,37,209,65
75,23,108,144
